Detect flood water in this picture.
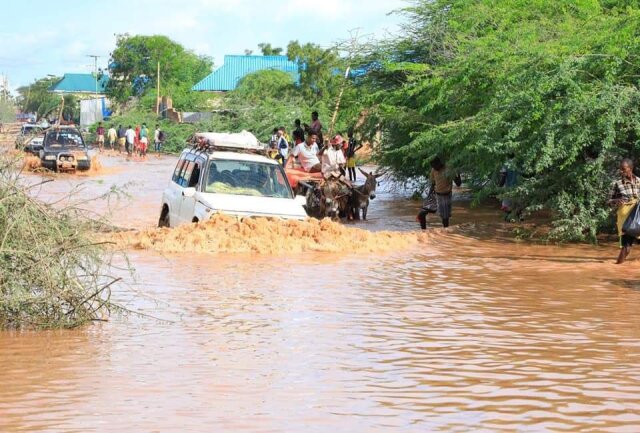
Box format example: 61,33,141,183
2,153,640,432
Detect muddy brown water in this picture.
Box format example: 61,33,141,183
2,154,640,432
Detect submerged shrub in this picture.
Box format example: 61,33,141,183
0,157,120,329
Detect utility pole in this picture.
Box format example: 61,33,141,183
156,61,160,115
329,29,363,138
86,54,101,97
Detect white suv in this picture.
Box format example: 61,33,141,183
158,132,307,227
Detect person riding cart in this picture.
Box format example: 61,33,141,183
321,134,352,188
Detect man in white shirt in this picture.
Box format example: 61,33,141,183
289,132,321,172
322,134,346,177
322,134,352,187
124,125,136,156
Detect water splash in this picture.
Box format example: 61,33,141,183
109,214,425,255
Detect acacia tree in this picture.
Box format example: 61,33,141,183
286,40,343,104
362,0,640,241
258,42,283,56
16,77,60,118
107,34,213,109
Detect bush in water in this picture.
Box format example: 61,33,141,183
0,156,123,329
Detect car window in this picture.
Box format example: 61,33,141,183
45,130,84,147
188,160,202,188
205,159,293,198
179,161,195,188
172,156,187,183
21,126,41,135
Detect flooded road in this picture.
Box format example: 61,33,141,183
2,153,640,432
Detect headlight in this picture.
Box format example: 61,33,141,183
44,155,56,161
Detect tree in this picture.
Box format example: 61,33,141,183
107,34,213,109
363,0,640,241
233,70,295,101
258,42,283,56
16,77,62,119
0,99,15,125
286,40,343,103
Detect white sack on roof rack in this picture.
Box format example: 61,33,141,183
194,131,263,151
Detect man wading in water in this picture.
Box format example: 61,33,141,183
430,157,461,228
609,158,640,264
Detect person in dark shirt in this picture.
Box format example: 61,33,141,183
345,129,363,182
293,119,305,143
117,124,126,154
96,121,105,152
304,111,323,149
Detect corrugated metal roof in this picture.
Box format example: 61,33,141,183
49,73,109,94
192,55,299,92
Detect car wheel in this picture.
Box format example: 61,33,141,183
158,206,170,228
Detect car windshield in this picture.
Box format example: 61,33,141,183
45,130,84,147
205,159,293,199
21,126,41,135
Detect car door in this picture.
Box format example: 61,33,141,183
178,157,204,223
166,154,188,226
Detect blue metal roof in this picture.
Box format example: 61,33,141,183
49,73,109,94
192,55,299,92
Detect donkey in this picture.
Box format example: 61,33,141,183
302,178,351,219
349,169,384,220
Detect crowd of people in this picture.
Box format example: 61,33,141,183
95,121,165,158
266,111,364,184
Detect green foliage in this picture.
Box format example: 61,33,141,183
97,36,365,153
258,42,284,55
286,40,344,104
361,0,640,241
16,77,66,120
0,100,15,124
107,34,213,110
0,156,121,329
233,70,296,101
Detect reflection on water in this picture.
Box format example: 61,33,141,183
2,154,640,432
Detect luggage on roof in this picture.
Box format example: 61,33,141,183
192,131,263,152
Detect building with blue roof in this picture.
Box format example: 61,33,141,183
49,73,109,94
192,55,299,92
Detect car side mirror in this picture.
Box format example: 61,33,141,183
182,187,196,198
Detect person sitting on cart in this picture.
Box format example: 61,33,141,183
288,132,321,173
322,134,351,187
267,140,284,165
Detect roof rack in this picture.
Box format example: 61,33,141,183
188,131,266,155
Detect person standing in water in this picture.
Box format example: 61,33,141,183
608,158,640,264
429,156,461,228
139,123,149,157
345,129,363,182
107,124,117,150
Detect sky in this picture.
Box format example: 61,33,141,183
0,0,407,93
